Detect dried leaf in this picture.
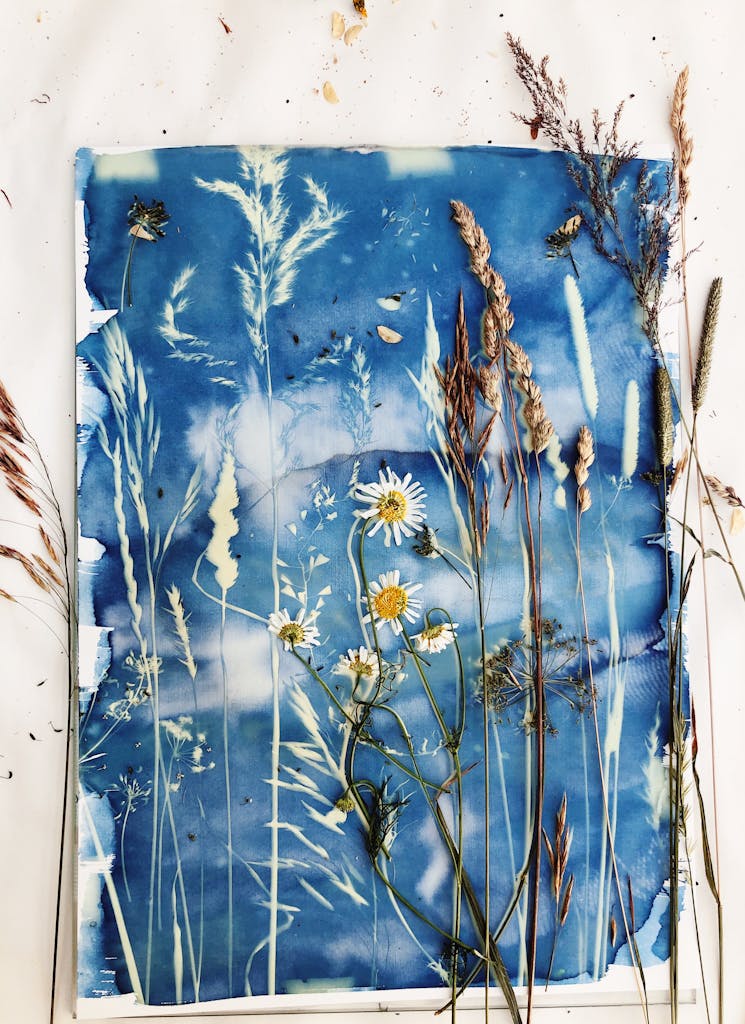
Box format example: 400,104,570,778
344,24,363,45
353,0,368,17
331,11,345,38
376,325,403,345
731,507,745,535
322,81,340,105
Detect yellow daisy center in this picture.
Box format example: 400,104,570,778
373,584,409,620
420,624,446,640
350,658,374,676
278,622,304,645
376,490,407,523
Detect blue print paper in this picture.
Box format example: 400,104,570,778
75,145,678,1013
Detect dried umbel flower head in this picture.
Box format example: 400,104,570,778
655,367,674,469
692,277,723,413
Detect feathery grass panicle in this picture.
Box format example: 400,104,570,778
670,67,693,206
166,585,198,681
507,34,675,348
654,368,674,469
206,446,240,594
692,278,723,412
196,149,346,365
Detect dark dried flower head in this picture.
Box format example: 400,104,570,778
127,196,170,240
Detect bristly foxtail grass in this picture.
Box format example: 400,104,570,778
0,377,73,1024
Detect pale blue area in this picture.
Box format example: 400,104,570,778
76,145,677,1006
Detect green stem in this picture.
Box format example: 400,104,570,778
120,233,138,310
220,595,234,996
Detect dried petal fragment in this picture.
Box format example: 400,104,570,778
353,0,368,17
323,81,340,105
331,11,345,38
376,325,403,345
344,24,363,45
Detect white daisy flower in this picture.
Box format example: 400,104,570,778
355,467,426,546
363,569,423,636
412,621,459,654
334,646,380,681
267,608,320,651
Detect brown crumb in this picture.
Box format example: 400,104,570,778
218,15,232,34
353,0,368,17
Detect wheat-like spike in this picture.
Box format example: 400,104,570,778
692,277,723,412
450,199,492,286
670,66,693,204
574,425,595,486
655,367,674,469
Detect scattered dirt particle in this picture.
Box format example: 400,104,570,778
218,16,232,34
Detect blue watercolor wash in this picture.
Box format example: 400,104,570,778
76,145,679,1007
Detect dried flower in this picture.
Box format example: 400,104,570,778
363,570,423,635
267,608,321,651
355,467,426,547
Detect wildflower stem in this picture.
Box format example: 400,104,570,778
120,233,138,310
